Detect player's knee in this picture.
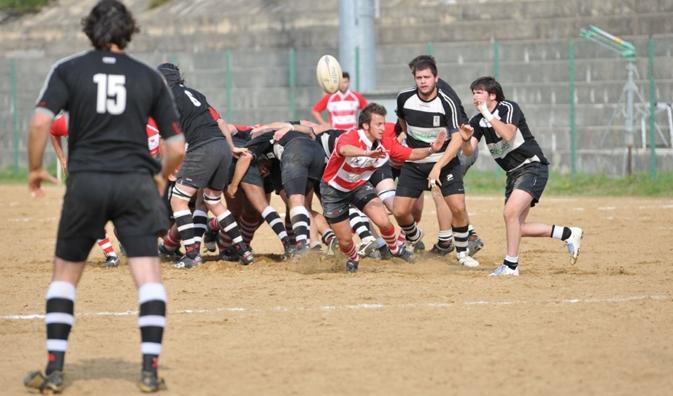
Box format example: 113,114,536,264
203,192,222,207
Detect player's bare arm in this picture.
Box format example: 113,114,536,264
27,111,59,197
226,152,253,198
475,99,517,140
339,144,386,158
427,132,463,187
407,129,447,161
458,124,475,156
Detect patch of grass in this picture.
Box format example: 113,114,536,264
148,0,171,9
464,169,673,197
0,0,50,14
0,164,59,184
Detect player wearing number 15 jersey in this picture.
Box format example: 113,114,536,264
25,0,185,393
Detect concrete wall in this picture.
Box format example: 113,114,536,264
1,0,672,175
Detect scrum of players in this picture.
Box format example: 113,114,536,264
54,54,582,276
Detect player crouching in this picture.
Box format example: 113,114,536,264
320,103,413,272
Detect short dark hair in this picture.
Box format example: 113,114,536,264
470,76,505,101
408,55,434,70
358,103,387,129
409,55,437,76
342,71,350,79
82,0,139,50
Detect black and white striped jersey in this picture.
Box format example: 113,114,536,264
395,81,468,163
470,100,548,172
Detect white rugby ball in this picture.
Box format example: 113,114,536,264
316,55,342,94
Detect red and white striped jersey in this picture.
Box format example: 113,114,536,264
322,128,389,192
313,90,367,130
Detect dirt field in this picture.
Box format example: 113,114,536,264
1,184,672,395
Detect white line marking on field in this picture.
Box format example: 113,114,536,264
573,207,585,211
1,295,669,321
598,207,616,211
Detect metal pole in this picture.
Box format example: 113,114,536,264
492,40,500,80
224,50,233,121
355,46,360,92
288,48,297,120
625,63,635,176
568,39,577,179
426,42,433,56
10,58,19,171
339,0,357,85
647,37,657,179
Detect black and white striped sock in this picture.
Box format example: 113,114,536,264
262,206,289,244
400,222,421,243
45,281,75,375
138,283,166,375
290,206,310,245
321,229,335,245
192,209,208,246
349,207,372,242
437,229,454,249
217,210,244,246
453,225,469,254
174,209,198,257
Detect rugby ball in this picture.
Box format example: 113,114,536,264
316,55,342,94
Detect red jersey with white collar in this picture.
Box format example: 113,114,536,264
50,113,161,157
322,128,389,192
313,90,367,130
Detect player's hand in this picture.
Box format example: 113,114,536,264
427,166,442,190
273,127,290,142
28,168,59,198
458,124,474,142
232,146,249,159
154,174,167,196
367,147,387,158
226,184,238,199
431,129,447,153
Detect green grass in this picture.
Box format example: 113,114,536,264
1,167,671,197
149,0,171,9
0,0,50,14
464,170,673,197
0,164,59,184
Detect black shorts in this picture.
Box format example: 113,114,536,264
177,139,232,191
56,172,168,261
505,162,548,207
320,181,378,224
396,159,464,198
370,162,393,187
163,180,175,221
228,158,265,188
281,139,325,196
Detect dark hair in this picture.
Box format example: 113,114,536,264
342,71,350,79
81,0,139,50
408,55,434,70
409,55,437,76
157,63,184,86
470,76,505,101
358,103,387,129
